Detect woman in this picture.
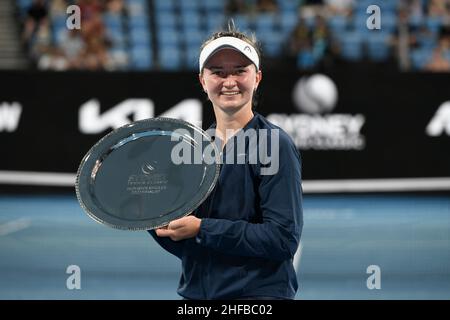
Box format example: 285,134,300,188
149,23,303,300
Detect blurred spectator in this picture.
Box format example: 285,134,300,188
49,0,68,17
311,15,333,59
81,37,109,70
37,46,69,71
81,14,107,43
256,0,278,13
106,0,125,14
287,16,332,53
59,29,85,68
74,1,110,70
403,0,426,18
286,20,312,57
302,0,325,11
225,0,253,15
415,25,437,47
16,0,450,72
424,30,450,71
78,0,103,21
29,18,52,63
324,0,354,16
22,0,48,44
301,0,325,19
427,0,450,17
424,46,450,71
286,14,337,69
78,0,105,41
23,0,116,71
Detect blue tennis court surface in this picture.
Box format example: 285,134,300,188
0,194,449,299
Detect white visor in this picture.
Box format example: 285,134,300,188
199,36,260,72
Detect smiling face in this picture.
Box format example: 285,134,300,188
199,48,262,114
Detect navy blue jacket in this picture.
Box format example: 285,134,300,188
149,113,303,299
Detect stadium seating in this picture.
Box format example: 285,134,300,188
15,0,450,71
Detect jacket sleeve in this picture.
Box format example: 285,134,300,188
147,230,185,259
195,136,303,261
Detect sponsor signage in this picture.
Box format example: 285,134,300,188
0,70,449,180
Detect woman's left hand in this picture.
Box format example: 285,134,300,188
155,215,201,241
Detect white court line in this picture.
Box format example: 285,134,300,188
304,177,450,193
1,171,450,192
0,171,75,186
0,218,32,236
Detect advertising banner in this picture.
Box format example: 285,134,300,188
0,70,449,186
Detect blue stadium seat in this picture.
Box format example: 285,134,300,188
353,13,370,32
202,0,224,13
180,10,201,31
129,28,151,46
232,14,252,33
51,15,67,31
408,14,424,28
426,16,443,34
107,27,126,47
328,15,348,32
277,0,299,13
183,24,202,35
159,46,182,70
182,29,204,46
339,32,364,61
154,0,175,12
185,45,200,70
103,13,123,31
125,0,148,16
205,13,225,33
297,50,316,69
130,46,153,70
128,15,150,29
157,27,180,46
53,27,67,46
255,14,277,32
51,15,69,45
258,30,284,57
155,12,178,29
381,12,398,33
128,7,149,18
366,33,391,62
126,0,148,6
279,11,298,34
179,0,200,11
264,42,284,57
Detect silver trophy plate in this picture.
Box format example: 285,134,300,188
75,117,220,230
